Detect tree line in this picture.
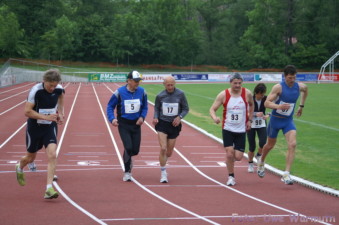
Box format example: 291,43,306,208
0,0,338,70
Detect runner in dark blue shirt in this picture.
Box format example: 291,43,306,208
107,71,148,181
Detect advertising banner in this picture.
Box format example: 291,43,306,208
88,73,127,82
141,74,171,82
296,74,318,82
172,74,208,81
208,74,231,82
254,74,282,82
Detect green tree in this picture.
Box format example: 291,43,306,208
0,5,29,57
239,0,291,68
41,15,78,61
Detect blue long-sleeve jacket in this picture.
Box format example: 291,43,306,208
107,85,148,122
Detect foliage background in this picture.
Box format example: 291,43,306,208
1,0,338,70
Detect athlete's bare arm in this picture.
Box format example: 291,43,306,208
209,91,225,124
264,84,290,111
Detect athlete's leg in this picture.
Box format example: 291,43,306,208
260,137,276,162
158,132,168,167
19,152,37,169
247,129,256,162
284,130,297,172
45,143,57,185
225,146,235,174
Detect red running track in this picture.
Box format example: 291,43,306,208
0,82,338,225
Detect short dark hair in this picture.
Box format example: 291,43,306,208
230,73,243,82
253,83,267,94
283,65,297,76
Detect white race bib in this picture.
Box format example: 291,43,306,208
124,99,141,114
37,108,56,124
276,101,294,116
227,109,243,124
252,117,266,128
162,103,179,116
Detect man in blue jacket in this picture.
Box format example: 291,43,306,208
107,71,148,181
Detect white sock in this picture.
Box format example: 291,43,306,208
161,167,166,172
284,171,290,175
46,184,52,190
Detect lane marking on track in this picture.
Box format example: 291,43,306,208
144,103,333,225
0,82,34,94
0,89,29,102
101,214,292,222
0,100,25,115
182,145,218,148
53,83,107,225
0,123,26,149
294,118,339,132
101,83,219,225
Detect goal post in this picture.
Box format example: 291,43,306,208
317,51,339,83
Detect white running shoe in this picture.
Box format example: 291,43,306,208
226,176,236,186
28,162,37,172
257,161,265,178
123,172,132,182
160,171,168,183
248,163,254,173
281,173,294,185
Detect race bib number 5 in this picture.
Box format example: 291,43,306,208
162,103,179,116
37,108,56,124
124,99,141,114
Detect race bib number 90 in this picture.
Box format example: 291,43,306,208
124,99,141,114
37,108,56,124
162,102,179,116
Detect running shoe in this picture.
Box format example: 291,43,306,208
257,162,265,178
28,162,37,172
226,176,236,186
44,187,59,199
15,164,25,186
160,171,168,183
123,172,132,182
281,173,294,185
248,163,254,173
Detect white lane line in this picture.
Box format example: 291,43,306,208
53,182,106,225
100,83,219,225
144,103,333,225
294,118,339,132
0,89,29,102
68,145,106,148
0,82,33,94
101,214,293,222
182,146,218,148
54,83,107,225
0,100,25,116
0,123,26,149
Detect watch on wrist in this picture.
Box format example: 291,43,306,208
299,105,304,108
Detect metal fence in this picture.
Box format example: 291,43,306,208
0,58,89,87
